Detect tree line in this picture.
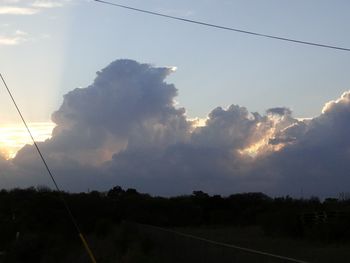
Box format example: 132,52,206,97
0,186,349,262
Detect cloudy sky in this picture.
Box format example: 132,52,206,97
1,0,350,197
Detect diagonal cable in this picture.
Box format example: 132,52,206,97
0,73,97,263
94,0,350,52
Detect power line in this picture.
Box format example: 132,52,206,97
0,73,97,263
138,223,310,263
94,0,350,52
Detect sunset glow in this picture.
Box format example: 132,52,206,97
238,126,284,157
0,122,55,159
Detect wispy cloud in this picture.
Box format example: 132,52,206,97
1,0,21,3
0,36,19,45
0,6,38,15
156,7,194,17
31,0,63,8
0,30,28,45
0,0,70,15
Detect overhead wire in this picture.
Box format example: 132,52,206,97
138,223,310,263
0,73,97,263
94,0,350,52
1,1,348,261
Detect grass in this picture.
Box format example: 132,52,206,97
3,223,349,262
169,225,350,263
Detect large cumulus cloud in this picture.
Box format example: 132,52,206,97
8,59,191,191
257,91,350,197
1,59,350,197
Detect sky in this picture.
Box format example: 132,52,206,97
0,0,350,197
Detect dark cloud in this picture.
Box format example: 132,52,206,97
269,121,307,145
257,91,350,197
1,59,350,197
266,107,292,116
11,59,191,192
15,59,190,167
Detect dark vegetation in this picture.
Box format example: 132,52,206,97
1,186,350,262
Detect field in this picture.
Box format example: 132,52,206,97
1,188,350,262
170,225,350,263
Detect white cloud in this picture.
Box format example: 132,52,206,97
156,7,194,17
14,29,27,36
31,0,63,8
0,6,38,15
0,0,70,15
1,0,21,3
321,91,350,114
0,30,28,45
0,36,19,45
